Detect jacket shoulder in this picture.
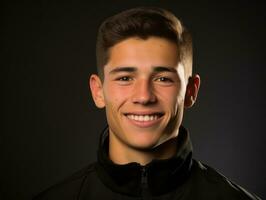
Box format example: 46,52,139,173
189,160,261,200
33,162,97,200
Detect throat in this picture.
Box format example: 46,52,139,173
109,135,178,165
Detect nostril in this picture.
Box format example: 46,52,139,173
132,81,157,104
132,94,157,105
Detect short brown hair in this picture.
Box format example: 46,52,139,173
96,7,192,80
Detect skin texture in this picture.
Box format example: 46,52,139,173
90,37,200,165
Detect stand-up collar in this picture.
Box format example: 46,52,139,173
96,126,193,197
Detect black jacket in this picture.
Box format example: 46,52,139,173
34,126,260,200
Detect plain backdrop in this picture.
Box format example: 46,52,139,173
2,1,266,199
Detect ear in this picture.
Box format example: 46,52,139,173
89,74,105,108
184,74,200,108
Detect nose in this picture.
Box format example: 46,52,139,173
131,79,157,105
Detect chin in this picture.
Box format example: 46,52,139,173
127,135,161,151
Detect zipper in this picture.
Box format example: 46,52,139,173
141,166,150,199
141,167,148,188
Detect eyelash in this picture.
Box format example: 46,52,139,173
116,76,133,81
114,75,174,87
154,77,173,82
115,76,174,83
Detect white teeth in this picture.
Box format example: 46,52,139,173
127,114,159,122
144,115,149,121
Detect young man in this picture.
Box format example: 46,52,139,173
34,7,260,200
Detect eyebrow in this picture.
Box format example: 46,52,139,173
109,67,136,74
153,66,177,73
108,66,177,74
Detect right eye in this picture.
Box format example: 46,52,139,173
116,76,133,81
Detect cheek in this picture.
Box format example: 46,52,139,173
104,84,130,107
159,88,180,110
160,89,185,121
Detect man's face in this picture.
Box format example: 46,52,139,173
91,37,189,150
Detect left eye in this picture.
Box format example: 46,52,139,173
155,77,173,82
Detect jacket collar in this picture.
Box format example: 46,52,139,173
96,125,193,197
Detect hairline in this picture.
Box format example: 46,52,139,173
99,35,191,82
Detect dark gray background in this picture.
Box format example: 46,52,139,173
2,1,265,199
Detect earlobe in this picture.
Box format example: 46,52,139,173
184,74,200,108
89,74,105,108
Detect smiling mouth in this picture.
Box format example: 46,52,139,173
125,113,164,122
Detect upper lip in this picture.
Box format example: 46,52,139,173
124,111,164,116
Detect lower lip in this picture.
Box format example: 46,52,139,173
124,115,163,128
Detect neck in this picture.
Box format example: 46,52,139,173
109,135,178,166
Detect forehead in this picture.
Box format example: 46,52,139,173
105,36,179,70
